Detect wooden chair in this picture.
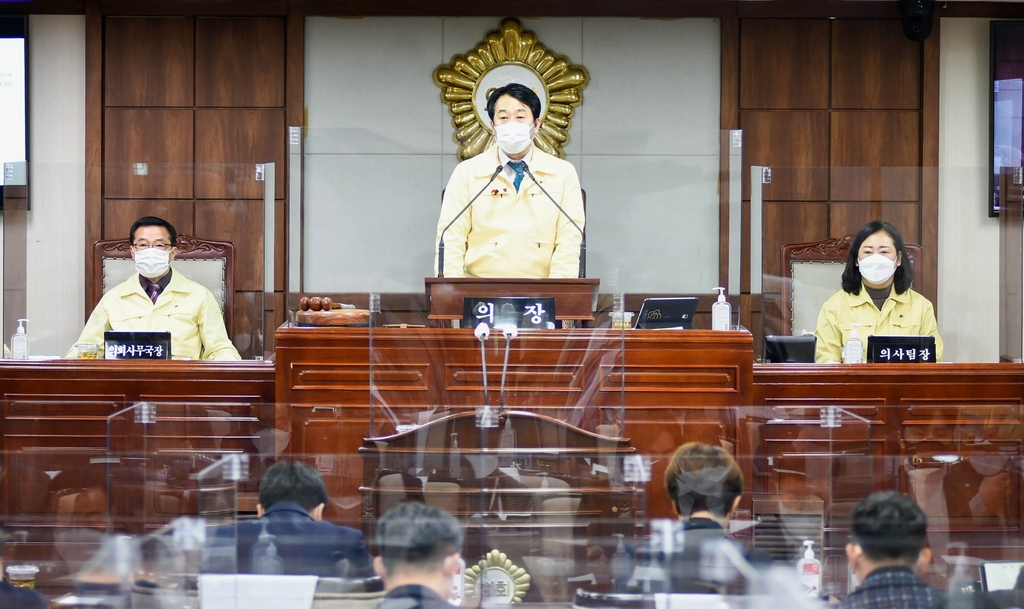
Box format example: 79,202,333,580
92,235,235,338
780,235,922,336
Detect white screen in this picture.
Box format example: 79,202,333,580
0,37,26,186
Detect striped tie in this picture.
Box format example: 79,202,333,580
147,283,160,304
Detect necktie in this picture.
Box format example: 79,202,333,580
147,283,160,304
509,161,526,192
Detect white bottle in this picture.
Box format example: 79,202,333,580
711,287,731,331
448,433,461,479
11,319,29,360
844,323,863,364
797,540,821,596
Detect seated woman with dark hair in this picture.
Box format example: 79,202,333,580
814,220,943,363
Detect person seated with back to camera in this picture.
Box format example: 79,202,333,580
661,442,771,593
814,220,943,363
68,215,240,360
212,461,373,578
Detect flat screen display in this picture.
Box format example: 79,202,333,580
0,17,26,196
991,22,1024,217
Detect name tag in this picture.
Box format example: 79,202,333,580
462,297,556,330
866,335,936,363
104,331,172,359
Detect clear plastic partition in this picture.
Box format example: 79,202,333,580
1,160,270,361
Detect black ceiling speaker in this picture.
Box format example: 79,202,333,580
898,0,936,42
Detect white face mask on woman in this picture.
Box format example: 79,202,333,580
858,253,897,284
494,121,534,155
135,247,171,279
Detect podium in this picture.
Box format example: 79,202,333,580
424,277,600,322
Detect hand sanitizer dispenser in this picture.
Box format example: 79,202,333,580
797,539,821,596
711,288,731,331
449,433,462,479
844,323,863,364
11,319,29,360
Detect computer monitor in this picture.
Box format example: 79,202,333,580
634,297,699,330
981,561,1024,592
763,335,816,363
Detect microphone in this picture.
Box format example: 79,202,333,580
496,324,518,414
523,164,586,278
437,165,505,278
474,322,496,428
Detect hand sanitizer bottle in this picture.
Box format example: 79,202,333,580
797,540,821,596
844,323,863,364
498,418,516,468
448,433,461,479
711,287,731,331
610,533,635,592
11,319,29,359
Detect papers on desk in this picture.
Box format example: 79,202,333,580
199,574,317,609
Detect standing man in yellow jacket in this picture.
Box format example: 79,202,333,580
69,216,240,361
435,83,585,279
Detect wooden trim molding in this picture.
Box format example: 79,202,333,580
84,0,103,319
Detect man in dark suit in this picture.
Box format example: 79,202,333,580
375,502,463,609
228,461,372,578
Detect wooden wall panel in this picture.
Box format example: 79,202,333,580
195,199,283,291
831,20,921,110
739,19,830,110
761,201,828,291
104,17,193,107
102,200,194,240
741,111,829,201
194,109,286,200
103,108,194,199
830,111,920,202
195,17,286,108
828,203,920,245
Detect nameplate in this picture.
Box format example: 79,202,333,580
866,335,936,363
463,297,556,330
104,331,172,360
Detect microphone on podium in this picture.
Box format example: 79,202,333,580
437,165,505,278
497,324,518,415
474,322,496,428
522,164,586,278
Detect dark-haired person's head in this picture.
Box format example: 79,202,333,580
129,216,178,247
374,502,463,596
841,220,913,296
257,461,329,520
847,491,930,578
485,83,541,122
663,442,743,523
486,84,542,159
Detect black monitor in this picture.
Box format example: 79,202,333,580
634,297,699,330
763,335,816,363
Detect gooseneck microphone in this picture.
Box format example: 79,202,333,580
437,165,505,278
497,324,518,415
474,322,491,407
522,164,587,278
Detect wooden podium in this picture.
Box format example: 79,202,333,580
424,277,600,322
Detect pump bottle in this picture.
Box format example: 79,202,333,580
844,323,863,364
711,287,731,331
449,433,462,479
610,533,635,592
11,319,29,360
797,540,821,596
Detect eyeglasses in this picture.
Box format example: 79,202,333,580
132,242,174,251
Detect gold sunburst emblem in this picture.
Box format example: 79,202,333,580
433,18,589,161
464,549,531,604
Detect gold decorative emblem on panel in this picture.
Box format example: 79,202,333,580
433,18,589,161
464,549,530,604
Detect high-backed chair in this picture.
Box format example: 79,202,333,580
92,235,235,338
781,235,922,336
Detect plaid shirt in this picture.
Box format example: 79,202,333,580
840,566,945,609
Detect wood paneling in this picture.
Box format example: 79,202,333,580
741,111,829,201
101,200,194,240
831,20,921,110
761,202,828,292
740,19,829,110
104,17,193,107
828,203,876,238
103,108,194,199
195,17,285,108
195,198,286,290
85,0,104,314
194,108,286,200
830,111,920,202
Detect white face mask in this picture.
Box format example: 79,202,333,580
859,253,897,284
494,121,534,155
134,247,171,279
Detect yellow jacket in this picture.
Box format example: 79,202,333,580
435,145,585,278
814,285,943,363
69,270,240,361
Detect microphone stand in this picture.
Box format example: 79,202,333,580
523,165,587,278
437,165,504,277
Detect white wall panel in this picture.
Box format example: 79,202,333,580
938,18,1000,362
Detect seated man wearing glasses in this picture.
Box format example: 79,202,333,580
68,216,240,360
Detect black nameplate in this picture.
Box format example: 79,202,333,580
104,331,172,360
462,297,556,330
866,335,936,363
